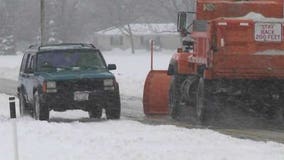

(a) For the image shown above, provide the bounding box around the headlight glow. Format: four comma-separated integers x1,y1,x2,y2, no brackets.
104,79,113,86
46,81,56,88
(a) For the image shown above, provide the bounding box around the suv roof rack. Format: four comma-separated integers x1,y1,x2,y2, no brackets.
28,44,40,49
38,43,96,51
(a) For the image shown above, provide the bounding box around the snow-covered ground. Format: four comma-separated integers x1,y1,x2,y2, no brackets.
0,49,283,160
0,54,22,80
103,48,172,98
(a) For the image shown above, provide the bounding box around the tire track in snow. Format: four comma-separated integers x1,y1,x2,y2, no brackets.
121,94,284,143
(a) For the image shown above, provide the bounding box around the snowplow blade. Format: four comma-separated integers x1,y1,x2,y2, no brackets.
143,70,171,115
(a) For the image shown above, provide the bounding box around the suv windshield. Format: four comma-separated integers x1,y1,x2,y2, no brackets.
36,50,106,72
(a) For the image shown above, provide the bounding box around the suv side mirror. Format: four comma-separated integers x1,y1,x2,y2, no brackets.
177,12,188,32
108,64,117,70
177,11,195,35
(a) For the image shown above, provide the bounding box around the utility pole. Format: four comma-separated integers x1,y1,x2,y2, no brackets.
40,0,46,45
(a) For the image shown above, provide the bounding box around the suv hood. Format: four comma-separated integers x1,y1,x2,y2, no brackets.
37,71,115,81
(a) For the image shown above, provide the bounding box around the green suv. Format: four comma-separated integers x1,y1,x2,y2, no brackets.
17,43,121,121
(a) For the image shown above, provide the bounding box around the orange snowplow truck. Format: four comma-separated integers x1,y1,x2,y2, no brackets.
143,0,284,123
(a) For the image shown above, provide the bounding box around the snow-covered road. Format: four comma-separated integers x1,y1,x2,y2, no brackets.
0,50,283,160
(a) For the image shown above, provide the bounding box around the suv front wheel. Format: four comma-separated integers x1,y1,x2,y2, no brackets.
106,107,120,119
106,98,121,119
33,91,49,121
88,107,102,119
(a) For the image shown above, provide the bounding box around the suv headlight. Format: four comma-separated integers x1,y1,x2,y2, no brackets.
47,81,56,88
104,79,115,91
104,79,113,86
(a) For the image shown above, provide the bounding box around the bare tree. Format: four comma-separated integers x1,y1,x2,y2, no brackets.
94,0,145,53
153,0,195,22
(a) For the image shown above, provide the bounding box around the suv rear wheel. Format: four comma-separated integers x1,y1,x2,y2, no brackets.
33,91,49,121
19,93,32,117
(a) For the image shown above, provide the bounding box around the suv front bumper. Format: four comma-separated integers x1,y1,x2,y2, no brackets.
40,89,120,111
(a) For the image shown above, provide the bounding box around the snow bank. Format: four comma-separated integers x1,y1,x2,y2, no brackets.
238,12,284,22
0,112,283,159
242,12,266,20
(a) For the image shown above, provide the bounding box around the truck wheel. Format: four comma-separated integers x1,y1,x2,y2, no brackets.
88,107,102,119
281,108,284,122
169,78,180,119
277,94,284,122
169,75,186,119
169,89,178,119
19,93,32,117
33,91,49,121
274,105,284,122
279,108,284,122
196,78,205,123
106,99,121,120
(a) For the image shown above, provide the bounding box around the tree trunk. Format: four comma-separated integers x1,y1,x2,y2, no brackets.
127,24,135,54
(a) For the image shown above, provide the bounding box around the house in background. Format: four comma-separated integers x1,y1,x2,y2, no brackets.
93,23,180,51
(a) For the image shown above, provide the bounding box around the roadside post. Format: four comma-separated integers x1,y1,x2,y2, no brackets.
9,97,16,118
9,97,19,160
150,39,155,71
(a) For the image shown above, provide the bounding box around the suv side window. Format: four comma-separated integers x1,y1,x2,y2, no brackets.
20,53,29,73
28,56,34,70
23,54,32,73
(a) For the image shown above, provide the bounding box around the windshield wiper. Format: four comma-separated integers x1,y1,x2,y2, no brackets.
80,65,105,70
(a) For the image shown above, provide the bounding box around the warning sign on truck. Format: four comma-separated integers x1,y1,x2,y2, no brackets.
255,23,282,42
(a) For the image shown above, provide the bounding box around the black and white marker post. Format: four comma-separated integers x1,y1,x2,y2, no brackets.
9,97,16,118
9,97,19,160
